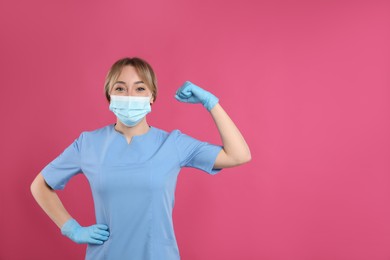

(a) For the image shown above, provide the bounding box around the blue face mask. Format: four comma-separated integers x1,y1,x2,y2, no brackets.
109,95,152,127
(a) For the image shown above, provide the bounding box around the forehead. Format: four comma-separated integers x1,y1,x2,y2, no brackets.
111,65,148,91
111,65,141,84
117,65,141,81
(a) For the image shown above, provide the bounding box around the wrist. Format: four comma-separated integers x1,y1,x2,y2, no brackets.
61,218,80,237
204,94,219,111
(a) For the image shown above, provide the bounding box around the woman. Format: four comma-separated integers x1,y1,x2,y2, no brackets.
31,57,251,259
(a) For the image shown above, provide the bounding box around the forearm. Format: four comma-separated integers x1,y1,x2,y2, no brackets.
210,103,251,165
30,173,72,229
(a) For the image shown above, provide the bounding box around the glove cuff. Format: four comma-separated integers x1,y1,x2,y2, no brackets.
61,218,80,237
204,95,219,111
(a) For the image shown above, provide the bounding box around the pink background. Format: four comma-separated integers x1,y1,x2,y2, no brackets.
1,0,389,259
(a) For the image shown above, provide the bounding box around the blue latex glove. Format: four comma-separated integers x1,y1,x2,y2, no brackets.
175,81,219,111
61,218,109,245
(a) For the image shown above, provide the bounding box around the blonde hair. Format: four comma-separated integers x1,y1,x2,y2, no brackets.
104,57,158,103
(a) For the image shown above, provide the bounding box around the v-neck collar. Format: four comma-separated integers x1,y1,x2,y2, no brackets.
111,124,154,145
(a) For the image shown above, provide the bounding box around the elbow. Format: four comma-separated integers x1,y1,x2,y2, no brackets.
241,147,252,164
234,152,252,166
217,148,252,168
30,173,51,198
241,154,252,164
30,176,39,197
245,153,252,163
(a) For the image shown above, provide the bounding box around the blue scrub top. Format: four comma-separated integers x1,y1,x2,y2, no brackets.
41,124,223,260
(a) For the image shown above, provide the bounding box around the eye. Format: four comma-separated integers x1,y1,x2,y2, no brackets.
136,87,146,92
113,83,127,92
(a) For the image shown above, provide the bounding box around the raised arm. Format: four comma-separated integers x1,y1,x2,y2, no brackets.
209,103,251,168
175,81,251,169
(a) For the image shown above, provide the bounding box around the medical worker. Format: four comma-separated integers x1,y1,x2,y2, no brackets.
31,57,251,260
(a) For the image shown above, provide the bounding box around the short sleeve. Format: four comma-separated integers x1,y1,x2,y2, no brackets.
174,130,223,175
41,133,84,190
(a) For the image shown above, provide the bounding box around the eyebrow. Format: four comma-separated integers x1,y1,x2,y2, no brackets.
114,80,145,85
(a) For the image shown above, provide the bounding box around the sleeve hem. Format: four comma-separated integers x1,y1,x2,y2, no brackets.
41,167,64,190
206,146,223,175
